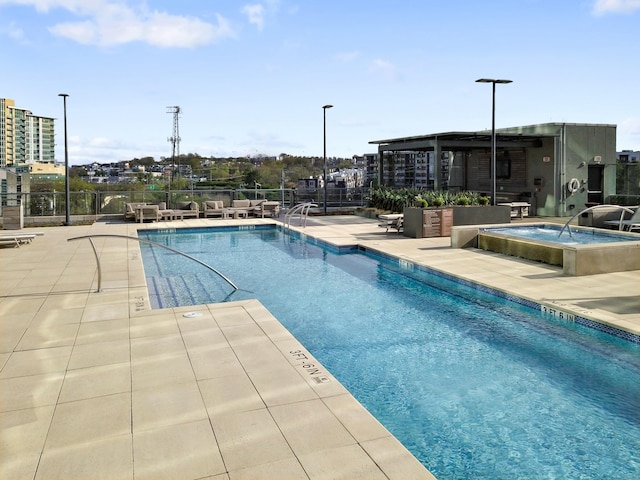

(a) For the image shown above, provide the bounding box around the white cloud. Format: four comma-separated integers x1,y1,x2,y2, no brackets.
242,4,266,31
592,0,640,15
0,0,236,47
0,21,26,41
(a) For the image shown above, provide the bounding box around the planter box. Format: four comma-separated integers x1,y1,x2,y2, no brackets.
403,205,511,238
403,207,453,238
452,205,511,226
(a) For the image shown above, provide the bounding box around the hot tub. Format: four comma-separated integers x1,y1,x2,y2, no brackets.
451,223,640,276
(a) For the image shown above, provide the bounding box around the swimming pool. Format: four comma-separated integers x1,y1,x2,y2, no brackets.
139,226,640,479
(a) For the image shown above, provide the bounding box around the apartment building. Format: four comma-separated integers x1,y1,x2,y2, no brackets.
1,97,55,168
617,150,640,163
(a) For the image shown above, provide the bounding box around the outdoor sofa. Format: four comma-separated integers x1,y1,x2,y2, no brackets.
202,200,226,218
124,202,147,221
230,199,280,218
124,202,173,222
173,201,199,219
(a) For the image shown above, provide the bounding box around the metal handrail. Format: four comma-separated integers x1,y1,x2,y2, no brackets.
68,234,238,293
284,202,317,229
558,204,636,238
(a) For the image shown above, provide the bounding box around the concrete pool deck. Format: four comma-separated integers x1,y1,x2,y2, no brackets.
1,215,638,480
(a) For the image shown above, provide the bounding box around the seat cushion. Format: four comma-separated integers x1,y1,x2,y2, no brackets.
232,199,251,208
176,201,197,211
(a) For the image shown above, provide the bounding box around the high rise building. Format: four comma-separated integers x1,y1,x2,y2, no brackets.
1,98,55,168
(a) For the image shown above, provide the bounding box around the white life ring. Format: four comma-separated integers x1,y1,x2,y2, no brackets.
567,178,580,193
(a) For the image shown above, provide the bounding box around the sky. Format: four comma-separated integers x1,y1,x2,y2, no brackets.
1,0,639,166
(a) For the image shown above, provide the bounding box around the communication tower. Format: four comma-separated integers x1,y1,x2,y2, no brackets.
167,106,181,177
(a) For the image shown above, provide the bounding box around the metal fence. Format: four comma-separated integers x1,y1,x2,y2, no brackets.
1,187,371,218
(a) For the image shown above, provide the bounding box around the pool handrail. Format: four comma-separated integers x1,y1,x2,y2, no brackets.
68,234,239,293
558,204,636,238
284,202,317,229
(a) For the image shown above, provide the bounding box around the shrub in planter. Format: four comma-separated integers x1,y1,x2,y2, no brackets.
478,196,490,205
414,196,428,208
456,196,470,206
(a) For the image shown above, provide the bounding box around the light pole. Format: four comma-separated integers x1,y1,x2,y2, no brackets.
58,93,71,225
475,78,512,205
322,104,333,215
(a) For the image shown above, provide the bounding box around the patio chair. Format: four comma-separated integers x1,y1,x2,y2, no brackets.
378,214,404,234
0,233,37,247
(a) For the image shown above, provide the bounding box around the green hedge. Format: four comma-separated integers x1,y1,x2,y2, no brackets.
368,187,489,212
608,195,640,206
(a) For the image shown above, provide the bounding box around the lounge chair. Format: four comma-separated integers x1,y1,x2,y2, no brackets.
603,207,640,231
0,233,37,247
378,214,403,234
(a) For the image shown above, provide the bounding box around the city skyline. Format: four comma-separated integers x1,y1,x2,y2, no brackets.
1,0,639,165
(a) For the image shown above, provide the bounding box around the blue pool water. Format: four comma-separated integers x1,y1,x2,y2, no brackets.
483,224,639,245
139,226,640,480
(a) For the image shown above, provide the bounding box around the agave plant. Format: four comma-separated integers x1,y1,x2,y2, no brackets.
368,187,490,211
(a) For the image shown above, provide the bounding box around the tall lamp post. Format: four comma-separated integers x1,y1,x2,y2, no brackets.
58,93,71,225
322,104,333,215
475,78,512,205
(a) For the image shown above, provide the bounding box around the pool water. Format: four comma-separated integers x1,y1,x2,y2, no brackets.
483,225,639,245
139,227,640,480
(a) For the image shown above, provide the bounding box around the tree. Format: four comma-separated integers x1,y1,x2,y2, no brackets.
69,165,88,177
243,168,261,187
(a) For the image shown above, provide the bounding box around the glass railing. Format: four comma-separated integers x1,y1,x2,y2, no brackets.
1,187,370,218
